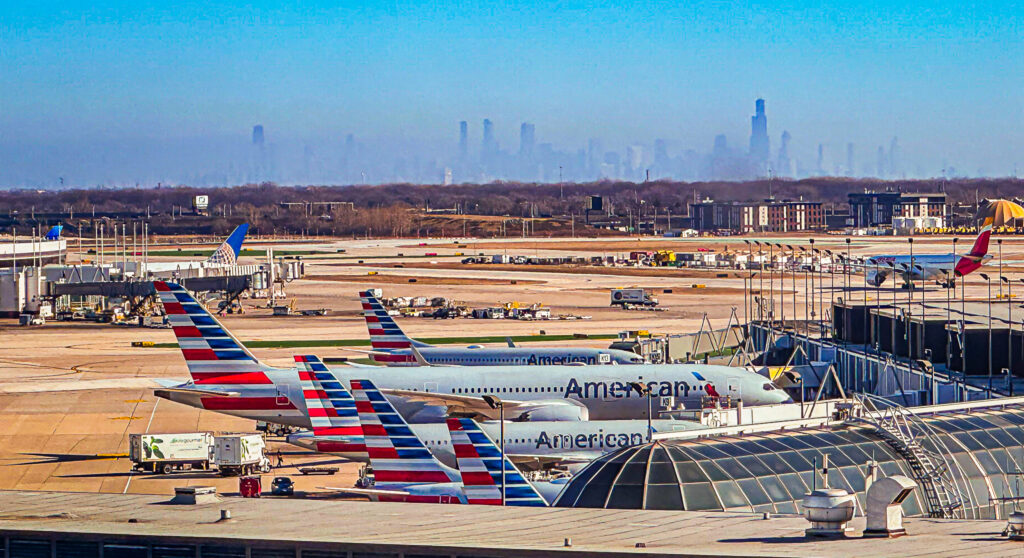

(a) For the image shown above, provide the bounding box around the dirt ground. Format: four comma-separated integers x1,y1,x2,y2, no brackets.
3,232,1023,498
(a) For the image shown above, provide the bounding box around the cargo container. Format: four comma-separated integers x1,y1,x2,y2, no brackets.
214,434,271,476
610,288,659,307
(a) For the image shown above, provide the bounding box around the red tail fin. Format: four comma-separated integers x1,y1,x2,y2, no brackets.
969,223,992,257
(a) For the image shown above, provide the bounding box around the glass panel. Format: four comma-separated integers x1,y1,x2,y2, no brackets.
837,444,871,466
821,449,854,468
607,483,645,509
758,452,795,475
696,460,731,482
774,501,798,514
775,435,813,450
649,446,672,462
616,462,650,485
759,475,791,502
675,461,708,483
753,437,792,452
989,428,1020,447
971,430,1004,450
714,457,753,479
737,478,771,505
736,455,773,476
688,443,731,460
648,460,678,484
1001,426,1024,445
644,483,684,510
714,481,750,509
780,473,808,499
953,451,985,478
974,450,1003,475
779,451,812,471
953,432,986,452
840,465,866,493
682,483,721,511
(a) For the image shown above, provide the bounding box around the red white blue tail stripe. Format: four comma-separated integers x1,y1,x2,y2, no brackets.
155,281,270,385
350,379,457,484
296,355,365,454
447,418,548,507
359,291,429,363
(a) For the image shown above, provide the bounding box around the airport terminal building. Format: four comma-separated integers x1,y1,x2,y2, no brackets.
555,398,1024,520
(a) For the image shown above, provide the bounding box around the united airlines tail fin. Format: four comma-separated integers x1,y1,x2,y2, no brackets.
206,223,249,265
296,355,365,453
155,281,272,385
446,418,548,506
350,379,457,483
359,290,432,350
44,224,63,240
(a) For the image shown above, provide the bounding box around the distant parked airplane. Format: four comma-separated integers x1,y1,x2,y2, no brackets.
144,223,249,274
358,290,644,365
864,223,992,287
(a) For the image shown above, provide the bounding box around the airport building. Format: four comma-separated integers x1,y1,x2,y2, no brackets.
555,397,1024,520
689,199,825,233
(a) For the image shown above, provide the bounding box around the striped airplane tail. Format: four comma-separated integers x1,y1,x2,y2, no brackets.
359,290,431,353
296,355,365,453
154,281,274,386
446,418,548,507
350,378,457,484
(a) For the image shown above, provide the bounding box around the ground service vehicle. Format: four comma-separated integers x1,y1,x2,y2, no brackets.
215,434,272,476
129,432,214,474
610,288,659,307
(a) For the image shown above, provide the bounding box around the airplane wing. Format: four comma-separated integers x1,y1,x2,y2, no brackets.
509,453,593,471
506,337,517,348
153,386,240,397
381,389,525,420
317,486,409,498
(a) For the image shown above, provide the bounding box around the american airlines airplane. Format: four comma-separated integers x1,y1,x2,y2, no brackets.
321,377,561,505
152,281,791,426
357,290,644,365
864,223,992,287
286,355,700,469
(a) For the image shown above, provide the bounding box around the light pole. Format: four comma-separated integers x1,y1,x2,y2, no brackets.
980,273,993,395
1003,275,1013,395
999,239,1004,299
788,244,798,332
482,394,505,505
629,381,654,442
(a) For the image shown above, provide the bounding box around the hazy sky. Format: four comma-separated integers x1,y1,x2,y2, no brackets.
2,1,1023,183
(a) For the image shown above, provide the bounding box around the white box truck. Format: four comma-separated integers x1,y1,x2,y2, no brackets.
215,433,271,476
610,288,659,307
129,432,214,474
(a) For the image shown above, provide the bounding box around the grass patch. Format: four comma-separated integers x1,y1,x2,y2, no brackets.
149,333,619,349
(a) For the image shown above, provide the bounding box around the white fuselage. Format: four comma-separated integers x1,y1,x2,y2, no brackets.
388,346,644,366
287,418,700,467
155,363,792,426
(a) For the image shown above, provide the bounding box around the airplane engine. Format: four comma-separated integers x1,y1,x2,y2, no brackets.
865,269,887,286
516,399,590,422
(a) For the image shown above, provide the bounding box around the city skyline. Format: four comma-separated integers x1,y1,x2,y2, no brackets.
2,1,1022,187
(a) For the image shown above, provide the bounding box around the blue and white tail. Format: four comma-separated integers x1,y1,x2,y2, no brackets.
446,418,548,507
296,355,365,454
359,290,431,351
206,223,249,266
350,379,457,484
155,281,272,386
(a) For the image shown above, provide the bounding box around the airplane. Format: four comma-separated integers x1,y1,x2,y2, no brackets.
321,378,558,505
358,290,644,365
287,354,702,470
152,281,792,426
864,223,992,287
143,223,250,275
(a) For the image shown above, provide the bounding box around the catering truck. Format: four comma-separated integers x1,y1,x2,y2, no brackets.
129,432,214,474
214,433,272,476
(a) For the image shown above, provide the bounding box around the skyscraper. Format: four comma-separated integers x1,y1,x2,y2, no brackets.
519,123,535,158
749,99,770,169
458,121,468,159
482,119,495,155
776,131,793,177
252,125,265,147
846,143,855,176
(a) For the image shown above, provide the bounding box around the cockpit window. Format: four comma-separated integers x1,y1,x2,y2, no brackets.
762,383,777,391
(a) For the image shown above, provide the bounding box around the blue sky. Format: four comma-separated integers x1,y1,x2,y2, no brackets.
1,1,1022,182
